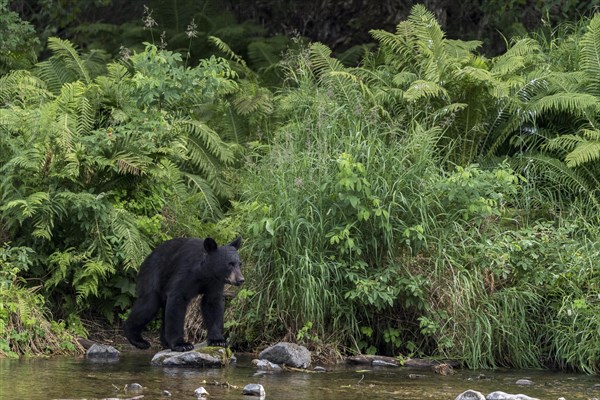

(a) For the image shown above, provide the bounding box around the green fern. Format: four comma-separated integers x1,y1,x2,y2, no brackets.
35,38,106,95
529,92,599,116
547,130,600,167
580,14,600,97
309,42,346,77
404,79,448,102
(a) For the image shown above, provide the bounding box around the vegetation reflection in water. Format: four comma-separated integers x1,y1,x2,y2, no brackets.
0,354,599,400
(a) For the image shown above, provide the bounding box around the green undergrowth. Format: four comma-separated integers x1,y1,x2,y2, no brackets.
225,7,600,373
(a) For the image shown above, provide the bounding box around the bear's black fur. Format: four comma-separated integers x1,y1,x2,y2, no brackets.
123,236,243,352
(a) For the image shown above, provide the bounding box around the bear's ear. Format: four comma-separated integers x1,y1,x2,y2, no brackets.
204,237,218,252
228,236,242,249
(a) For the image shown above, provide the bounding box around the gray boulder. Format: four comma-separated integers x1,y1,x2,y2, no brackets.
85,343,120,359
455,390,486,400
259,342,311,368
242,383,265,397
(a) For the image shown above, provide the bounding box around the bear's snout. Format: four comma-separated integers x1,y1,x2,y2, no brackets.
226,270,245,286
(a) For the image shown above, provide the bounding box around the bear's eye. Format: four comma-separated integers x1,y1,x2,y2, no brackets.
228,261,237,268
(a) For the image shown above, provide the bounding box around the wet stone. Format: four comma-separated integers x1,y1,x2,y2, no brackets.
515,379,534,386
85,343,120,359
259,342,311,368
242,383,265,397
252,358,283,371
487,391,540,400
372,359,399,367
124,383,143,393
151,344,233,367
455,389,486,400
194,387,209,397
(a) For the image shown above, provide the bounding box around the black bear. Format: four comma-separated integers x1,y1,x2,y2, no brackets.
123,236,244,352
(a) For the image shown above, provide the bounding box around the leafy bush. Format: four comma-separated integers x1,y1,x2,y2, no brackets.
0,244,81,357
0,39,242,321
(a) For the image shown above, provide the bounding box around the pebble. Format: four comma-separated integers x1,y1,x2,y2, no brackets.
124,383,143,392
515,379,534,385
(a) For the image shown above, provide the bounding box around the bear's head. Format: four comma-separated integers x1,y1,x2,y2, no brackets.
204,236,244,286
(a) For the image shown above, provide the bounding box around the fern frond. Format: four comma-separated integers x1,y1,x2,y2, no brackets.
231,81,273,116
0,70,50,106
0,145,45,173
329,70,373,99
545,134,583,153
113,152,150,176
549,129,600,167
565,140,600,167
491,55,526,77
370,27,415,65
246,36,290,72
408,4,446,63
35,38,92,95
208,36,250,72
546,71,586,93
392,71,418,87
507,37,543,58
46,248,80,288
111,208,150,270
453,66,494,84
3,192,50,219
580,14,600,96
35,57,76,95
73,260,115,302
46,37,91,84
309,42,345,77
513,154,595,200
431,103,468,120
446,39,482,56
529,92,599,116
404,79,448,102
183,172,222,219
177,119,234,167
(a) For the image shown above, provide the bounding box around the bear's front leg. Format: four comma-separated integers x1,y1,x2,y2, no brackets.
164,295,194,352
202,291,227,347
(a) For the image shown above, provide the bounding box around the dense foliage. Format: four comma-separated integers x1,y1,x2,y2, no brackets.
1,3,599,373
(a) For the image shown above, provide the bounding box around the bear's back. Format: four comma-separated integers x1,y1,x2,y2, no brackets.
136,238,207,296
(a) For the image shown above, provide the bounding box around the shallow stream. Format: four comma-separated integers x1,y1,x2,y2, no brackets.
1,352,599,399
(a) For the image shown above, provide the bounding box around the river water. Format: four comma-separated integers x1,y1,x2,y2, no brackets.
0,352,599,400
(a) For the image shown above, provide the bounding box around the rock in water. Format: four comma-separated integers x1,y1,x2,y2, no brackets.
454,389,486,400
194,387,209,397
515,379,534,386
258,342,311,368
85,343,120,359
487,392,539,400
151,344,233,367
252,359,283,371
242,383,265,397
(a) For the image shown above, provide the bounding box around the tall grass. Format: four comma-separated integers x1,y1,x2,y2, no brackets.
230,46,442,350
229,34,600,373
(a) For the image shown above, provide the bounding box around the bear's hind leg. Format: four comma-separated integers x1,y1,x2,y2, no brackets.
123,294,160,349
